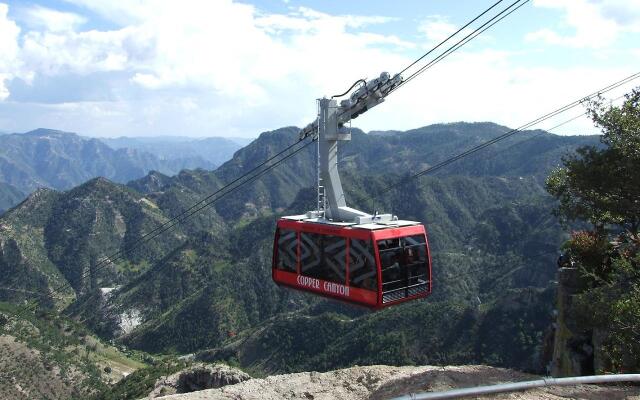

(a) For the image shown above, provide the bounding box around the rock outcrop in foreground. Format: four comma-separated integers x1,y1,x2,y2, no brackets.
149,364,251,398
147,364,640,400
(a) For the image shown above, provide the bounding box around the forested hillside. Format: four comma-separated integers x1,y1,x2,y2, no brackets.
0,182,23,214
0,122,600,391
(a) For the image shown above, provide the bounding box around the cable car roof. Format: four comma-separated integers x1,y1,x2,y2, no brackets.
280,214,421,230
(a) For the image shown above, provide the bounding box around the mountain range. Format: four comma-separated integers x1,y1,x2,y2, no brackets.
99,136,247,173
0,129,246,213
0,122,600,397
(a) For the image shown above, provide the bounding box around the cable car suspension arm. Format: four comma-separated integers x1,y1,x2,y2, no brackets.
298,72,403,141
296,72,402,223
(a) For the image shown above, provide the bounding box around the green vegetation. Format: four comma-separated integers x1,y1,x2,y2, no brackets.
1,122,604,397
0,182,24,215
547,91,640,233
0,301,145,399
547,87,640,372
200,289,553,375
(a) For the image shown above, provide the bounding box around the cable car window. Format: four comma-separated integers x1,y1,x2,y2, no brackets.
276,229,297,272
404,235,427,263
404,235,428,287
380,241,405,292
379,235,429,297
300,233,346,284
349,239,377,291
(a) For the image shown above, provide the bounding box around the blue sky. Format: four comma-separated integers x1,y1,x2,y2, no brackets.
0,0,638,137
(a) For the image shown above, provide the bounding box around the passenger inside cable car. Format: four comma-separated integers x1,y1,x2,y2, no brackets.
378,235,429,297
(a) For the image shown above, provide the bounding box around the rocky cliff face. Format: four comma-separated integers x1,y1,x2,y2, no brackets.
551,266,614,377
148,364,250,398
143,364,640,400
552,267,593,376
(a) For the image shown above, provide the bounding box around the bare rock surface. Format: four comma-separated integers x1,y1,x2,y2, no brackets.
148,363,251,398
152,364,640,400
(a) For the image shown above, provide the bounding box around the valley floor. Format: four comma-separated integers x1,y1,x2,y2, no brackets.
154,365,640,400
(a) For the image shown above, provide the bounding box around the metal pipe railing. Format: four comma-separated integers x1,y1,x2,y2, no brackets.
389,374,640,400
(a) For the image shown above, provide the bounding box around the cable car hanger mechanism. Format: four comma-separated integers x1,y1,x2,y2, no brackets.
297,72,403,224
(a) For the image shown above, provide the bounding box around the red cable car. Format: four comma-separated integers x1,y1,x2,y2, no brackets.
272,218,432,309
271,78,433,309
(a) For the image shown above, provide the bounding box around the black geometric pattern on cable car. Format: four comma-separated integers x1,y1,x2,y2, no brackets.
277,230,297,271
324,237,346,282
299,232,320,272
299,234,346,281
348,239,376,287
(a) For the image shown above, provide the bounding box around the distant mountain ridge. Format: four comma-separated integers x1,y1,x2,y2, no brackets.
98,136,246,172
0,128,167,193
0,129,251,213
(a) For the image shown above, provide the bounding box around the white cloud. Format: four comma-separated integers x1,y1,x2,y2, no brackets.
24,6,86,32
594,0,640,30
527,0,640,48
69,1,410,102
354,49,637,136
418,15,459,46
0,0,413,133
417,14,485,54
0,4,19,57
0,0,638,138
0,3,21,100
25,1,404,103
20,28,133,76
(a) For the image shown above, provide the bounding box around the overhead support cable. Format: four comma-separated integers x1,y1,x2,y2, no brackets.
329,0,528,124
374,71,640,200
5,0,627,321
462,93,631,168
62,71,638,310
6,135,315,319
391,0,530,95
71,137,317,323
397,0,507,76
